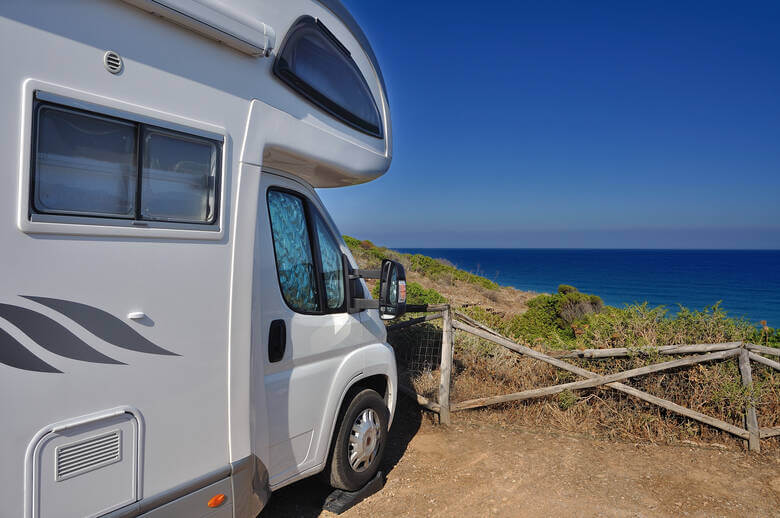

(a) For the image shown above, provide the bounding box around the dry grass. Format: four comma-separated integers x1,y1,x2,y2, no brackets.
406,271,533,316
399,327,780,452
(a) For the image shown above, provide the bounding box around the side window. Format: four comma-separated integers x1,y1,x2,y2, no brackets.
32,100,220,225
141,128,218,223
267,190,320,312
35,106,138,218
314,212,345,310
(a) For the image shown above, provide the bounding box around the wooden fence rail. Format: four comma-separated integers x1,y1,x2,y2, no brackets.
451,348,740,411
561,342,742,359
389,305,779,452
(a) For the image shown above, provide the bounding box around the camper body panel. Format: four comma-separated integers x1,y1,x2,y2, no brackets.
0,0,395,516
0,4,247,512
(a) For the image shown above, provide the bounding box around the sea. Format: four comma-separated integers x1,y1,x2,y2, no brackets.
395,249,780,327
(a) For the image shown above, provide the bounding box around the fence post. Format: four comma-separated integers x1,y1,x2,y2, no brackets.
438,305,453,425
738,347,761,452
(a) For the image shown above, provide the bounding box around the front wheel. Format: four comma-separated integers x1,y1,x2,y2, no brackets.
328,388,389,491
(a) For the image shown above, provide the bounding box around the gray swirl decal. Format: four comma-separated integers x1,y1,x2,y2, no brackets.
0,327,61,373
24,296,178,356
0,304,124,365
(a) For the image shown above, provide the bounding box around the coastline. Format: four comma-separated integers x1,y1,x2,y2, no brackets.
396,247,780,327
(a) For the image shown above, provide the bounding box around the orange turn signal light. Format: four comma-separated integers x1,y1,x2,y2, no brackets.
207,493,227,508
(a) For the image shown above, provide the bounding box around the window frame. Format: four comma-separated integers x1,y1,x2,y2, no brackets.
273,15,383,139
266,186,348,316
30,97,222,226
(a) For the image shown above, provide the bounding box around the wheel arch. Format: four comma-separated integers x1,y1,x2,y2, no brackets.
320,342,397,474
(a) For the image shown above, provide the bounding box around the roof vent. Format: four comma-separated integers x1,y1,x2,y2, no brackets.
104,51,123,74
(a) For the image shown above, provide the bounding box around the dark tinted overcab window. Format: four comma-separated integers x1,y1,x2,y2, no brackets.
274,16,383,138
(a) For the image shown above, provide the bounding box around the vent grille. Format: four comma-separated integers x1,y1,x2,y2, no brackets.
56,430,121,481
104,51,123,74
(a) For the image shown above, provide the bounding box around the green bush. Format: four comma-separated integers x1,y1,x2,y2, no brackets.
496,286,604,344
461,286,772,352
406,282,447,305
558,284,577,295
342,235,362,249
371,281,446,306
556,290,603,326
558,389,578,410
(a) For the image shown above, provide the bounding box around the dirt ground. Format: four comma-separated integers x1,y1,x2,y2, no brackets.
260,398,780,518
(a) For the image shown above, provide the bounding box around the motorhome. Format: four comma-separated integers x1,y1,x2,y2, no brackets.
0,1,406,516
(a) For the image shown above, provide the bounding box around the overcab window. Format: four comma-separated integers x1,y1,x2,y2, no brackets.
274,16,383,138
32,101,220,225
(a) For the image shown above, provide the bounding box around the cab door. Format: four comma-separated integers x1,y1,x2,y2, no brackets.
253,171,365,486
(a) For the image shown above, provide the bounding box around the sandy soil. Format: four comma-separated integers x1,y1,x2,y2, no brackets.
260,398,780,518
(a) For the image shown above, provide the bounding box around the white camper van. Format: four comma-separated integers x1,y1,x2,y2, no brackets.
0,1,406,517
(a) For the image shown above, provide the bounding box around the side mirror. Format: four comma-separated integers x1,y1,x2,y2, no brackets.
378,259,407,320
342,254,407,320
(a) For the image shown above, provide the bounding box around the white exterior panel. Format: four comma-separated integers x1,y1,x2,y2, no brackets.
0,1,395,516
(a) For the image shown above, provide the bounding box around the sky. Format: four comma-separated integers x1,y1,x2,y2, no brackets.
317,1,780,249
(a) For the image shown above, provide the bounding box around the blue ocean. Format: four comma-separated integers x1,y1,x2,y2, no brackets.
396,249,780,327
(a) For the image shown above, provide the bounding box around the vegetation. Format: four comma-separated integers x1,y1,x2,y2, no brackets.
345,236,499,290
346,237,779,449
345,235,779,351
372,281,447,306
457,287,778,351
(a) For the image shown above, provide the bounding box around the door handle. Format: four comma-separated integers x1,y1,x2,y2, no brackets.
268,319,286,363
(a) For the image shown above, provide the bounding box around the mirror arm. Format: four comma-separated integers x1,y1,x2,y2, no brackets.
352,298,379,311
343,253,380,313
350,269,381,279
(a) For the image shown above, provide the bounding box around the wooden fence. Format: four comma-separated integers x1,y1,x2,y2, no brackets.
388,304,780,452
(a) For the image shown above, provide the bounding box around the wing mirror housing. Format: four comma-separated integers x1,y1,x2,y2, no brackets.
378,259,407,320
343,255,407,320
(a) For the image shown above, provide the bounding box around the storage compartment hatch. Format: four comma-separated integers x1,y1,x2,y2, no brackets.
31,412,139,518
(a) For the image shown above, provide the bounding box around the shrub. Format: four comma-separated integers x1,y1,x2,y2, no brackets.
558,284,578,295
342,235,361,249
371,281,446,306
406,282,447,305
557,291,603,326
558,389,578,410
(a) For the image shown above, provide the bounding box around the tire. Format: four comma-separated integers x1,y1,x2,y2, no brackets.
328,388,389,491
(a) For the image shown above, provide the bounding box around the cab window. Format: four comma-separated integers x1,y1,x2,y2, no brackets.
267,188,346,314
314,211,345,310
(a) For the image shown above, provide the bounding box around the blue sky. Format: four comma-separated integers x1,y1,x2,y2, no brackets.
318,1,780,249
